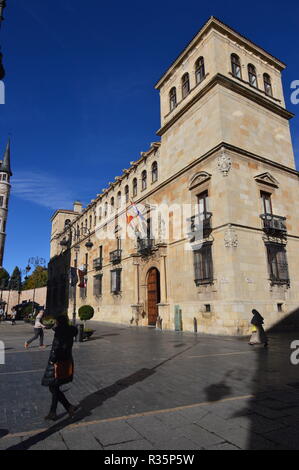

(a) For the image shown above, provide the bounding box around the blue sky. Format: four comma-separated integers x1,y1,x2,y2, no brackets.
0,0,298,275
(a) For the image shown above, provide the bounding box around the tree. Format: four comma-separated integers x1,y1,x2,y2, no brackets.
22,266,48,290
0,267,10,290
9,267,21,291
78,305,94,327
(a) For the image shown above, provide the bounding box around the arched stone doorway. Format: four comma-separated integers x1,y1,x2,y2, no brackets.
147,267,161,326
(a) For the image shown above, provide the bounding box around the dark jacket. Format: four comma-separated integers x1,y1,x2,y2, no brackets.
41,325,78,387
251,311,264,327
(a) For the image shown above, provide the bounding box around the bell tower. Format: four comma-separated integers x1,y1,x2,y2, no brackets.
0,139,12,266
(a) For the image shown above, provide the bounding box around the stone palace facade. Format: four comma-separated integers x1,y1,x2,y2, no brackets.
48,17,299,335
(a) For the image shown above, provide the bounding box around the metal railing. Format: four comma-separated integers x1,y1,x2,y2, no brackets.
109,249,122,264
137,238,155,256
187,212,212,239
93,257,103,270
260,213,287,234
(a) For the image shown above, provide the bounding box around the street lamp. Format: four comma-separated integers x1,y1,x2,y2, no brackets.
60,225,94,326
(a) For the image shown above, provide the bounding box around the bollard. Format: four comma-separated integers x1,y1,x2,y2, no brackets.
78,324,84,343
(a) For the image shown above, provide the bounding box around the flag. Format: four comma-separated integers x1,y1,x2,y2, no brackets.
126,211,134,225
69,267,78,287
78,269,86,288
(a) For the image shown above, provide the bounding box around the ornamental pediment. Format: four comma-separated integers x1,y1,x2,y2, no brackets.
254,172,279,188
189,171,211,190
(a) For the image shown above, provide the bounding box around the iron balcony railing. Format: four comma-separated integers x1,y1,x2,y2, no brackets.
137,238,155,256
109,249,122,264
260,213,287,234
93,257,103,270
187,212,212,240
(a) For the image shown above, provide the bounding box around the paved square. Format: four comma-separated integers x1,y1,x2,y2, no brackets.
0,321,299,450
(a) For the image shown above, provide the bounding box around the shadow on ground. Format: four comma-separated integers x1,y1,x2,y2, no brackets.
7,343,197,450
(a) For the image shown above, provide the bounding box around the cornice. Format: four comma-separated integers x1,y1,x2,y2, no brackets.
155,16,286,90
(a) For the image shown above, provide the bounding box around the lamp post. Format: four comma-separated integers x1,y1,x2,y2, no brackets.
0,0,7,80
17,266,31,305
26,257,46,314
60,225,93,326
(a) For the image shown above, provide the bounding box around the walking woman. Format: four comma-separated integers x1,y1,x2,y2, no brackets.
249,309,268,347
25,309,46,348
42,315,79,421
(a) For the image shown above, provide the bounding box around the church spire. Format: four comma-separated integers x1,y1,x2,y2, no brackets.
1,139,12,176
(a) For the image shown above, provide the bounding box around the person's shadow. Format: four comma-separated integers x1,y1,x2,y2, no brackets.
7,344,196,450
204,371,233,402
0,429,9,439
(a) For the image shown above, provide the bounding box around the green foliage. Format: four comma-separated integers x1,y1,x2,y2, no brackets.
21,303,35,316
9,266,22,290
22,266,48,290
78,305,94,322
0,268,9,289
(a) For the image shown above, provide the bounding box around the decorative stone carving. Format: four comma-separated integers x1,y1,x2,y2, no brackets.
224,225,238,248
189,171,211,190
262,234,287,245
254,172,279,188
218,149,232,176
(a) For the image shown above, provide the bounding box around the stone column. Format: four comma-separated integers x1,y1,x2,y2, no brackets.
157,245,170,329
131,255,142,325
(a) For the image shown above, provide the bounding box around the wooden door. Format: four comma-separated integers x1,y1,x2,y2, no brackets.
147,268,160,326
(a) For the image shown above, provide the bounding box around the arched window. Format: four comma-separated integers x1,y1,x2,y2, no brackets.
169,87,177,111
195,57,205,84
98,207,102,220
152,161,158,183
89,215,92,228
117,191,121,208
133,178,137,197
104,202,108,217
181,73,190,99
141,170,147,190
231,54,241,79
110,197,114,213
248,64,257,88
125,185,129,203
64,219,71,227
263,73,273,97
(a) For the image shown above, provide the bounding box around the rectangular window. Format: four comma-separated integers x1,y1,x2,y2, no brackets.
261,191,272,215
111,269,121,294
79,287,86,299
99,245,103,260
93,274,103,296
197,190,208,219
0,196,3,207
266,243,290,285
193,243,213,285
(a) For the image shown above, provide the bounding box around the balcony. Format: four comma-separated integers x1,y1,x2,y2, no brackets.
187,212,212,241
93,257,103,270
109,249,122,264
137,238,155,256
260,214,287,235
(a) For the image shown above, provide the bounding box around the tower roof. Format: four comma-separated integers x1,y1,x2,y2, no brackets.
0,139,12,176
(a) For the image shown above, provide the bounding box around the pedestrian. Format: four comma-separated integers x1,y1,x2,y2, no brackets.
24,309,46,348
249,309,268,347
11,307,17,325
0,306,3,322
42,315,79,421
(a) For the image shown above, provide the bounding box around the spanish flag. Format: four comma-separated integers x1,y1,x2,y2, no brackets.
126,211,134,225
